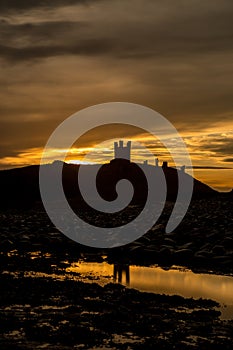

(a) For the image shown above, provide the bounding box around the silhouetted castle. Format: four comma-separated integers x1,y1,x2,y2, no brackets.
114,140,131,161
114,140,186,172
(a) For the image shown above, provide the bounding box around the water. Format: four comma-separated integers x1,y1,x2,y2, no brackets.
67,261,233,320
4,250,233,320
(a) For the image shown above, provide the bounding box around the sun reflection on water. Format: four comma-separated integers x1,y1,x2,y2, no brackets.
66,261,233,319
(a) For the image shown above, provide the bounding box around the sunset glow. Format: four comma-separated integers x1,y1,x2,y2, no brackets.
0,1,233,192
1,126,232,191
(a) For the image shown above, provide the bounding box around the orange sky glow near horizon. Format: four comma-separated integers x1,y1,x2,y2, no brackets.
0,124,232,192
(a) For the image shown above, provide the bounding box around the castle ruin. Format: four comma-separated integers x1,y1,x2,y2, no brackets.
114,140,131,161
112,140,186,171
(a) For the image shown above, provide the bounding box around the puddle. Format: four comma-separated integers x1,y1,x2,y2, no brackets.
67,261,233,320
3,250,233,320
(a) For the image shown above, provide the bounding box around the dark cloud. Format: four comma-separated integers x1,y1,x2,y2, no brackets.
0,119,59,158
0,120,144,160
186,134,233,161
0,20,87,39
0,0,233,63
0,40,112,62
204,140,233,155
0,0,95,14
223,158,233,163
0,19,112,61
190,166,232,169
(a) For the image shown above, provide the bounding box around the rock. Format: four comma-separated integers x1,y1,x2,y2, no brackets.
174,249,194,262
212,245,225,256
179,242,194,250
212,256,230,265
196,250,213,258
193,253,208,266
163,238,175,246
158,247,173,263
223,237,233,249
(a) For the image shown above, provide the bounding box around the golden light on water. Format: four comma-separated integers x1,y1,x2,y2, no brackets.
66,261,233,304
66,261,233,319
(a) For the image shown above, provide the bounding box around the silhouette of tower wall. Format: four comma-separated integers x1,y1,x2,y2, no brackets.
114,140,131,161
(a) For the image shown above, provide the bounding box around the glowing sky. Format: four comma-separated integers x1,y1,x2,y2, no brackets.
0,1,233,191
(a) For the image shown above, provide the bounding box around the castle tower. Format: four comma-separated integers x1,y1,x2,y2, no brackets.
114,140,131,161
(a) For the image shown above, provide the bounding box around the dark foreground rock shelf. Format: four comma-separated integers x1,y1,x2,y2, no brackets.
0,275,232,350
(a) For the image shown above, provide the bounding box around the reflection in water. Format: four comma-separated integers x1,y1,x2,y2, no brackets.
113,264,130,285
66,261,233,319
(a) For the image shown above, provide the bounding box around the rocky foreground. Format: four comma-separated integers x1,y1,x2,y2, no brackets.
0,197,233,349
0,274,232,350
1,197,232,273
117,196,233,273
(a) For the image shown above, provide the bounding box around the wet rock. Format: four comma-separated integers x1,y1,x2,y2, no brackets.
196,250,213,258
1,196,233,275
163,238,176,246
212,245,225,256
223,237,233,249
212,256,231,265
179,242,194,250
1,274,232,350
158,247,173,264
174,249,194,263
193,253,208,266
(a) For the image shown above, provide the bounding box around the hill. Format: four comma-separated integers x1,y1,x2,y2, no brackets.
0,160,218,209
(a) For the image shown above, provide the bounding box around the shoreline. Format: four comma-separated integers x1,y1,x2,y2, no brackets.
1,197,233,348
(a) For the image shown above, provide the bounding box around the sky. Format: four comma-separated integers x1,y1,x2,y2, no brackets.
0,0,233,191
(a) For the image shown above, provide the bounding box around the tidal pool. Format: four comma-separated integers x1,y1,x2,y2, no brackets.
66,261,233,320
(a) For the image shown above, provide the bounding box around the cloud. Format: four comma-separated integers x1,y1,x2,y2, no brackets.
0,2,232,125
0,0,96,14
184,132,233,165
201,137,233,155
189,166,232,169
0,40,112,62
1,0,233,63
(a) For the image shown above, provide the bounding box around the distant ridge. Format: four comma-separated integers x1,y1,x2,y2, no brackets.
0,160,219,208
187,166,232,170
